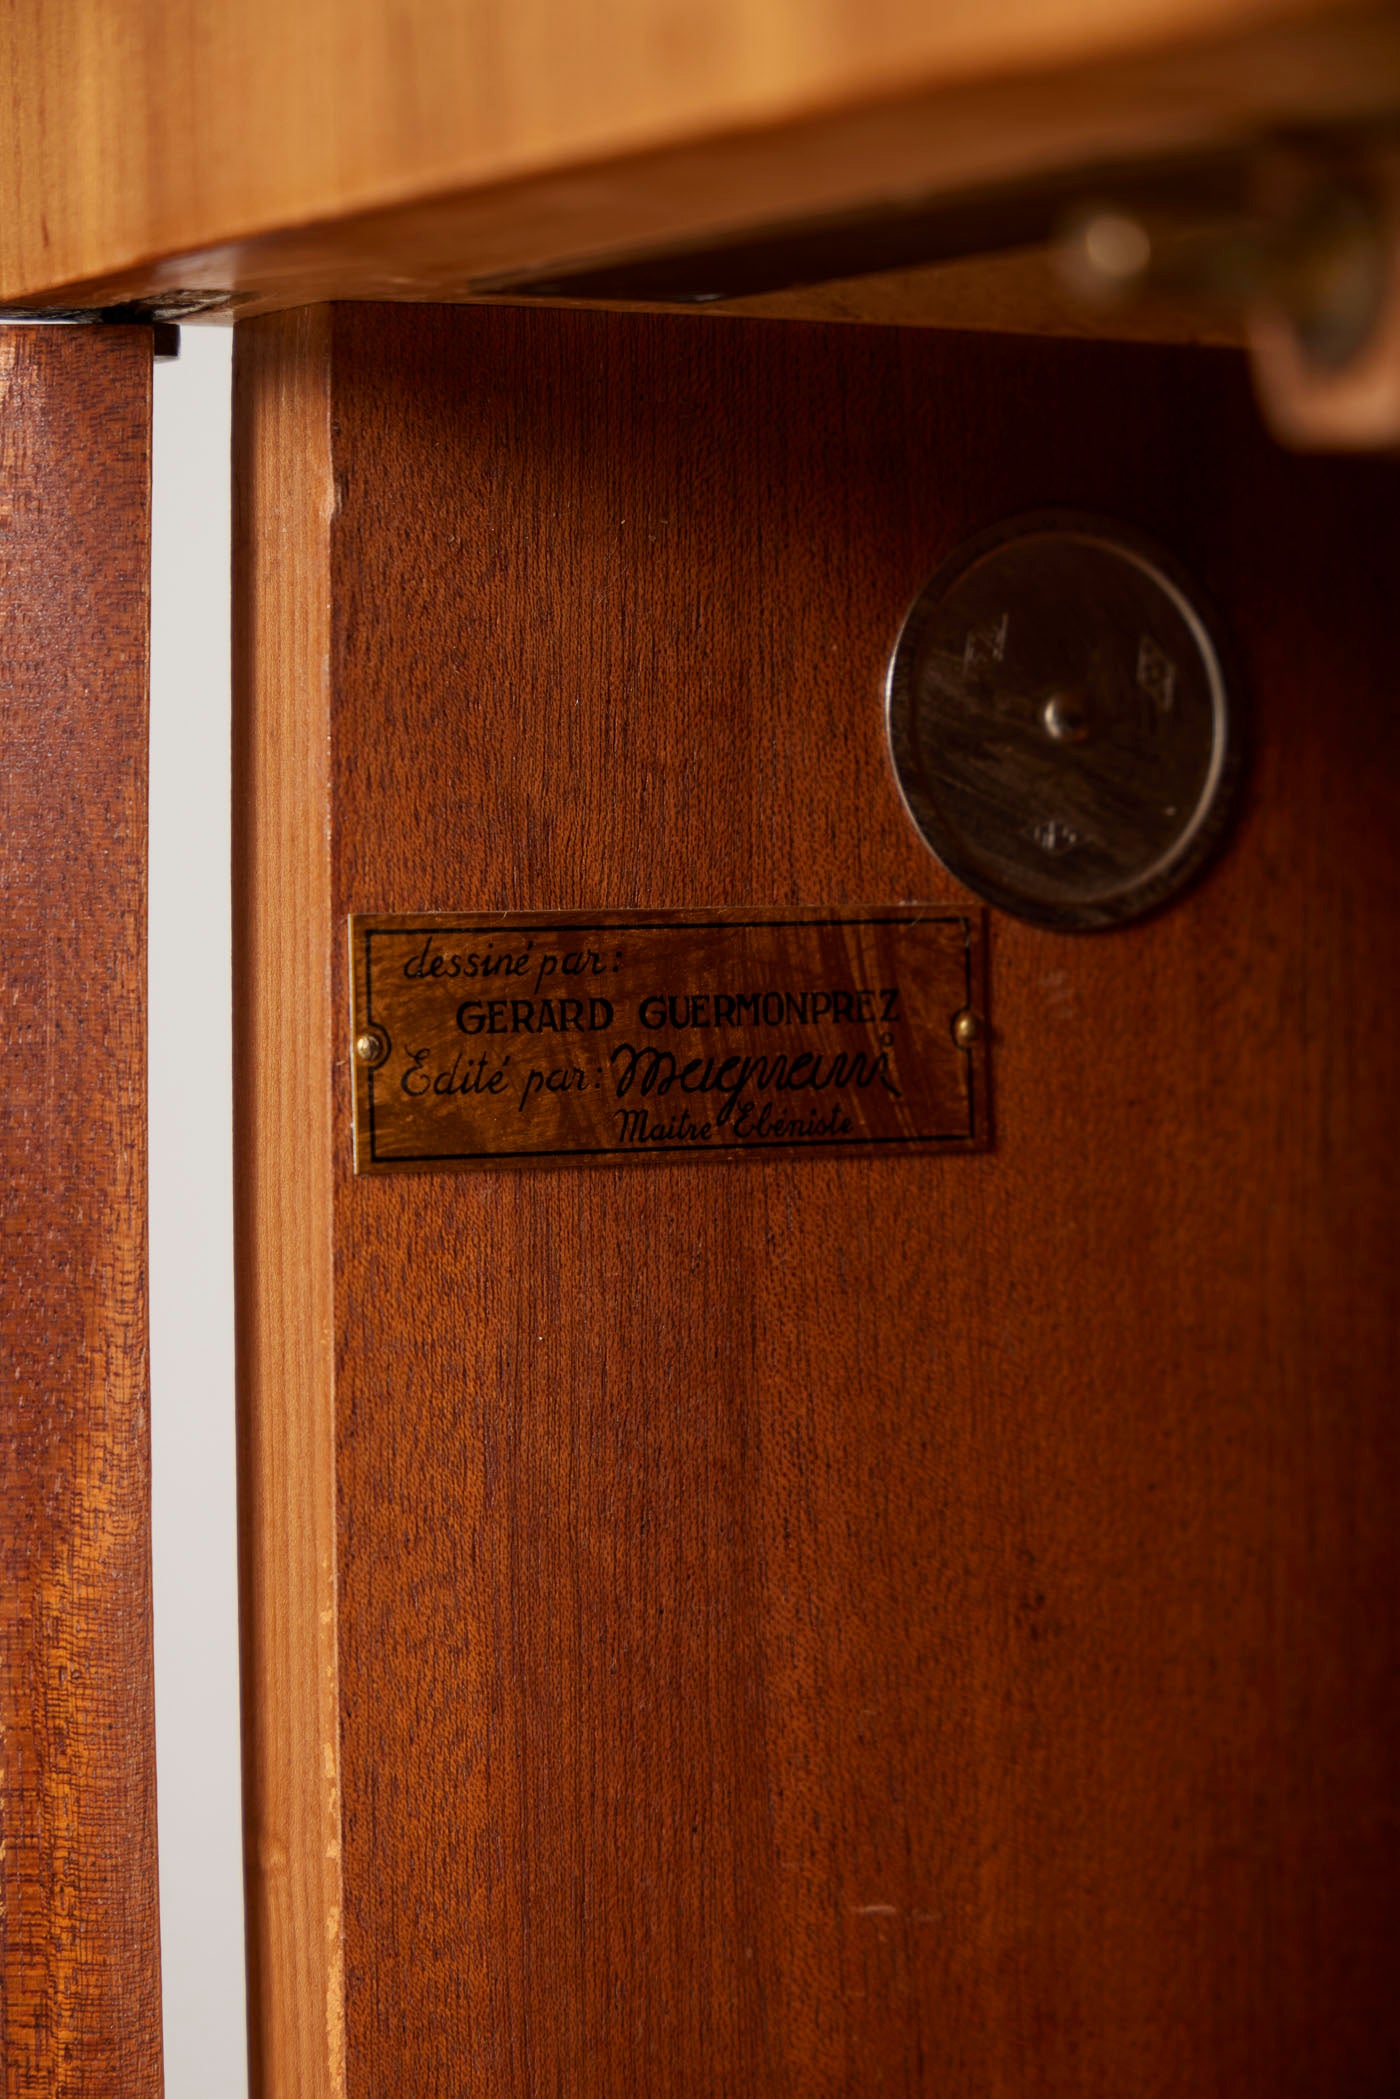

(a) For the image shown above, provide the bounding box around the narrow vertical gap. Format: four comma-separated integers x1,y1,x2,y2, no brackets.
149,324,249,2099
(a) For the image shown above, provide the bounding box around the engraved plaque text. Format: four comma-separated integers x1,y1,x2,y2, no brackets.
349,910,987,1172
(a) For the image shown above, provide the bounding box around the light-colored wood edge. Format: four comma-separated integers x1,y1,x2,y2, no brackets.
509,248,1249,345
11,3,1399,328
0,0,1379,307
232,307,346,2099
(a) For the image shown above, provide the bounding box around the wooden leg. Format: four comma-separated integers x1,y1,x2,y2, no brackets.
0,326,162,2097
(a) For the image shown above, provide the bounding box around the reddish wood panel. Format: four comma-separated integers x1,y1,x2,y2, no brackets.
237,304,1398,2097
0,328,161,2096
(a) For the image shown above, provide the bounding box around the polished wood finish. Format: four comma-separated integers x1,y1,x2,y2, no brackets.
0,326,161,2097
232,308,346,2099
2,0,1397,331
236,303,1398,2097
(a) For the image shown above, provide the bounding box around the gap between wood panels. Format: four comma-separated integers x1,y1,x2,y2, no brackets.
149,324,249,2099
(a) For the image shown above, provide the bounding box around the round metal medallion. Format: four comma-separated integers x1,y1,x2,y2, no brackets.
886,515,1243,930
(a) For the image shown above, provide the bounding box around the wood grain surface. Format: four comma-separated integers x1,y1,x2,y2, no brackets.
236,303,1399,2097
232,309,346,2099
0,327,161,2096
5,1,1399,330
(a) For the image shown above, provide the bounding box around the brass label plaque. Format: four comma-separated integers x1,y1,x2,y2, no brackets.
349,910,988,1173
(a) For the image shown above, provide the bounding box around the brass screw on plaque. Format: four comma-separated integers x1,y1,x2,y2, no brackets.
355,1028,388,1066
952,1010,981,1049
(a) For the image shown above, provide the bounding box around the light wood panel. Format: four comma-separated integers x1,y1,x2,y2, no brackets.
2,0,1397,328
232,309,347,2099
0,326,161,2097
236,302,1398,2096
